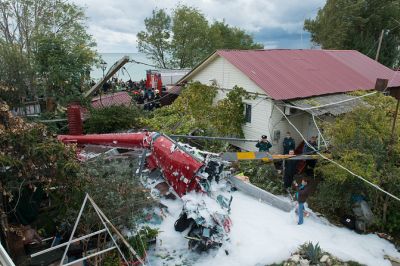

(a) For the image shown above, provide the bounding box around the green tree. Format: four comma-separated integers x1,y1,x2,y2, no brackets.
0,42,34,105
304,0,400,67
34,33,96,101
142,82,250,150
207,21,263,51
171,6,210,68
137,9,171,68
137,6,263,69
0,0,97,104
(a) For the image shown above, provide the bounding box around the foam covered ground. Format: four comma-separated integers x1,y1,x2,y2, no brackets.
148,191,400,266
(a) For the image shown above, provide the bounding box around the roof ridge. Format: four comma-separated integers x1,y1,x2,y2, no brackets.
217,49,358,52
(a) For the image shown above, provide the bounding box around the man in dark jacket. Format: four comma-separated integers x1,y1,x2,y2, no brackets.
283,150,297,189
256,135,272,152
295,178,311,225
283,132,295,154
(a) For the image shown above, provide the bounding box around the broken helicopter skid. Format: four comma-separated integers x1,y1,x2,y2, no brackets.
58,132,236,252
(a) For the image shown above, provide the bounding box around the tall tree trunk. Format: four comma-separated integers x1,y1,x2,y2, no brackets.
382,194,389,226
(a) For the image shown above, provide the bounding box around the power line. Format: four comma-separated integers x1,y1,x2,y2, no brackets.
129,59,187,71
283,91,377,112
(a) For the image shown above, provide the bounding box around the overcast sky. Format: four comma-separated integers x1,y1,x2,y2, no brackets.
72,0,326,53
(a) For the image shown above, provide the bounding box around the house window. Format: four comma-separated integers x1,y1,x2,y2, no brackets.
245,104,252,123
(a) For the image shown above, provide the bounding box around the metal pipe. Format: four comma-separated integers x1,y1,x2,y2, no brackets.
88,196,129,264
60,194,88,265
169,135,259,142
31,229,107,258
88,195,145,265
62,246,116,266
0,243,15,266
38,119,68,123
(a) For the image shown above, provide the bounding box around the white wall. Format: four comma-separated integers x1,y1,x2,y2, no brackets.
187,55,317,153
267,105,318,153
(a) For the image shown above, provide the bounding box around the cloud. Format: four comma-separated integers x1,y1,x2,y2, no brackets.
72,0,326,52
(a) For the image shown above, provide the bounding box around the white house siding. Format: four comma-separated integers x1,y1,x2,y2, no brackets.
268,104,318,153
187,55,318,153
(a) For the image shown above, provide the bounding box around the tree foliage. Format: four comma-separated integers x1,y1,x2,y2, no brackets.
137,9,171,68
304,0,400,67
0,0,97,104
35,33,96,101
137,6,263,68
0,105,82,226
142,82,250,144
310,93,400,233
0,42,34,105
171,6,210,69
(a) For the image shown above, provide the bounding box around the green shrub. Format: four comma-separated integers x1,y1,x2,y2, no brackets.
84,105,142,133
310,93,400,236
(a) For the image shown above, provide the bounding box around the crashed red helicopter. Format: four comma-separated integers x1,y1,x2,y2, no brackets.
58,131,233,252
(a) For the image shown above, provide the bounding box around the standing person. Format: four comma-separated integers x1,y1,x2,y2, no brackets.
283,132,295,154
294,178,311,225
283,150,297,190
303,136,318,176
256,135,272,152
154,90,161,109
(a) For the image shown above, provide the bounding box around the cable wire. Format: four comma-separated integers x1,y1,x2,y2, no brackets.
275,105,400,202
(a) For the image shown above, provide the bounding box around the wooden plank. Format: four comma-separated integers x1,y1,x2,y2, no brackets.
84,56,130,98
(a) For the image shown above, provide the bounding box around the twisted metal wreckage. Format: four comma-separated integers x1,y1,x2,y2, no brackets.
58,131,293,253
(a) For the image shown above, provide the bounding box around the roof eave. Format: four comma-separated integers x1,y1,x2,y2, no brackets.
175,51,220,85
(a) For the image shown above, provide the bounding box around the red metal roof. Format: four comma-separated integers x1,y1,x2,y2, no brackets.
217,49,400,100
91,91,132,109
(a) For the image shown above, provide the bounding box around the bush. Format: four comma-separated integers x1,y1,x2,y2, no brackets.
310,93,400,235
236,161,284,195
84,105,142,133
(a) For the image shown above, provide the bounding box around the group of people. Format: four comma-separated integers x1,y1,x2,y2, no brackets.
92,77,164,111
255,132,318,225
133,88,162,111
96,77,148,93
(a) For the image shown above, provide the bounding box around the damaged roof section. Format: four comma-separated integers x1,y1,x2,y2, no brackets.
287,93,368,116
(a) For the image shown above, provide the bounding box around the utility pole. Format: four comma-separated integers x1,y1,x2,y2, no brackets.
375,30,384,61
375,79,400,151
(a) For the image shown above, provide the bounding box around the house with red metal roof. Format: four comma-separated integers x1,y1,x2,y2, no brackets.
178,49,400,152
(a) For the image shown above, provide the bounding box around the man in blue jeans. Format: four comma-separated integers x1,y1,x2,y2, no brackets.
294,178,311,225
